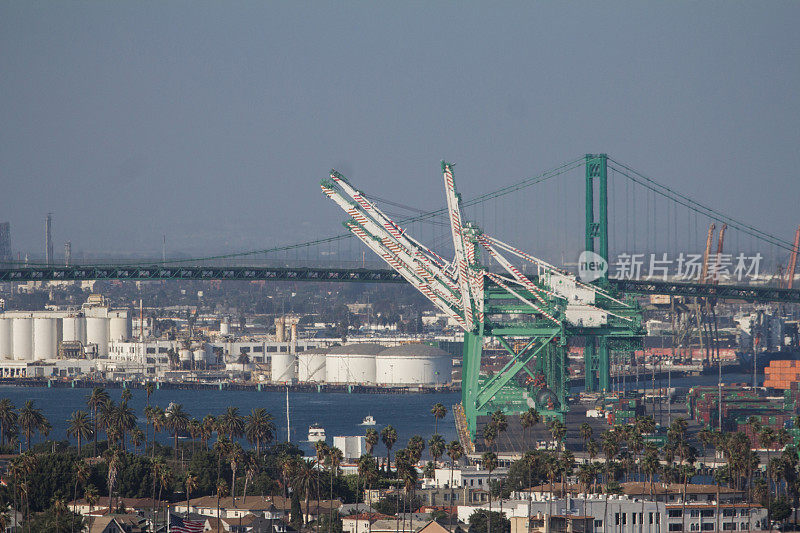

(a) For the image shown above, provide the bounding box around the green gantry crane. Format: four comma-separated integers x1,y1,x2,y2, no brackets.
321,154,643,442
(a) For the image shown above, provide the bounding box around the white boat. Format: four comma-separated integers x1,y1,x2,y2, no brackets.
360,414,376,426
308,423,326,442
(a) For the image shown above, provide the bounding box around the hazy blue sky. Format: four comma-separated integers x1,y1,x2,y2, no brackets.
1,2,798,260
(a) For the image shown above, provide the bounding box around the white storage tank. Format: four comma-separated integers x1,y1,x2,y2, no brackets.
86,317,109,356
375,344,453,385
0,318,12,359
193,347,209,366
33,318,58,360
220,317,230,335
109,312,131,342
12,317,33,361
271,351,297,382
179,348,193,363
298,347,328,382
62,315,86,344
325,343,382,384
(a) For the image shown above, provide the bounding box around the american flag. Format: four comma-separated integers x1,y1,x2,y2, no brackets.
171,516,205,533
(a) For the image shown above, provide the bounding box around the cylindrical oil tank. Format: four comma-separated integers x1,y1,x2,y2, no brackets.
193,347,208,365
325,343,382,384
298,347,328,382
62,315,86,344
271,351,297,382
375,344,453,385
86,317,109,356
33,318,58,360
109,313,130,342
179,348,193,363
0,318,12,359
12,317,33,361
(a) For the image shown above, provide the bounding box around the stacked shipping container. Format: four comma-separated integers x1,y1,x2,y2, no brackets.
764,360,800,389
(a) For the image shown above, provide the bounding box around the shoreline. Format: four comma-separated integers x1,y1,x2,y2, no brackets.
0,377,461,394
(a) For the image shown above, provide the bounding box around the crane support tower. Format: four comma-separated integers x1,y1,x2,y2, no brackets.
321,157,644,442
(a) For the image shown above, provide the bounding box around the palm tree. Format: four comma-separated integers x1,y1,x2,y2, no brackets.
293,458,316,525
428,434,445,467
228,442,244,505
601,430,620,528
242,454,258,505
201,414,216,450
216,479,229,527
447,441,464,532
18,400,47,450
104,448,121,512
66,410,93,454
244,407,275,454
482,423,498,451
143,405,154,454
145,382,155,405
548,419,567,451
365,428,379,455
166,403,190,461
121,388,133,404
218,406,245,441
151,456,166,515
491,410,509,450
380,425,397,474
151,406,166,458
185,473,197,518
0,398,17,447
131,427,144,454
327,446,343,529
314,440,328,533
72,460,89,532
114,400,137,452
579,423,593,450
431,403,447,434
520,408,540,449
97,399,116,446
407,435,425,463
356,454,378,532
86,387,109,455
482,451,498,533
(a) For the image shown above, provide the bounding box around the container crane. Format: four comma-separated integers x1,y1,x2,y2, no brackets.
321,161,644,441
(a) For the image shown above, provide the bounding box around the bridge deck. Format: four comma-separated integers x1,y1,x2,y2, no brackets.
1,265,798,302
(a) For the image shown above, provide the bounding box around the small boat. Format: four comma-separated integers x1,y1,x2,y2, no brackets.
360,415,376,426
308,423,326,443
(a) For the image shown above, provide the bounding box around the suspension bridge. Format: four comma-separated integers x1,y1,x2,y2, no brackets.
1,154,798,302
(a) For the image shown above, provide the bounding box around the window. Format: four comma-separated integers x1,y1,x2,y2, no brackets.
701,510,714,518
594,520,603,528
615,513,620,526
723,523,736,531
669,525,682,532
622,513,627,525
253,346,263,353
297,347,305,352
691,510,700,518
691,525,699,532
723,509,736,517
739,509,749,517
649,513,654,525
702,524,714,531
240,347,251,353
267,346,277,352
158,347,168,353
146,348,156,354
668,510,682,518
280,346,287,352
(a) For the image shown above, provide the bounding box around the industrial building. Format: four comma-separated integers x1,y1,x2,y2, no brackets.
0,305,131,361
